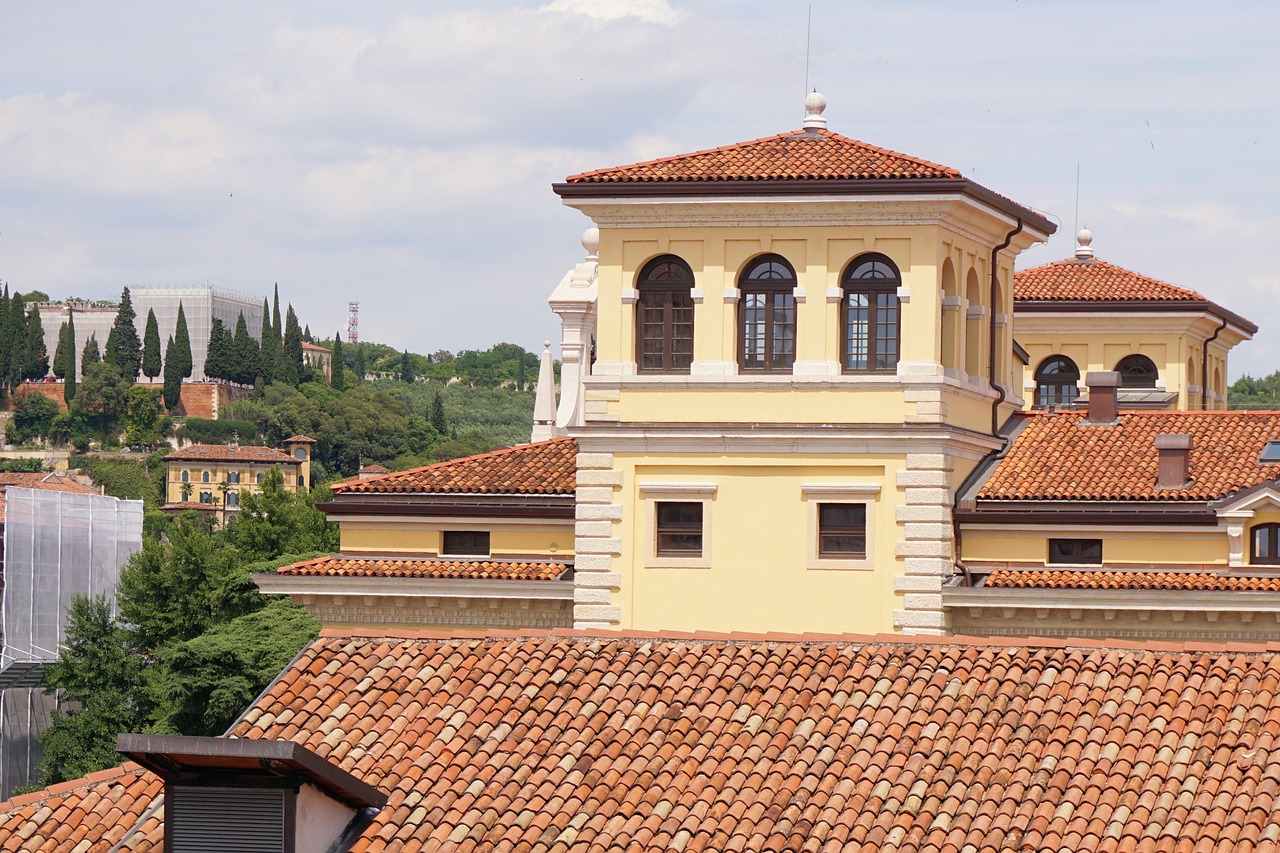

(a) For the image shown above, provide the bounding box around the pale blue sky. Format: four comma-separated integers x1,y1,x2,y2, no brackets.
2,1,1278,376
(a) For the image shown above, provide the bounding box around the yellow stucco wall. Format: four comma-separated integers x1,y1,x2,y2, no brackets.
340,522,573,559
961,527,1227,566
164,459,300,504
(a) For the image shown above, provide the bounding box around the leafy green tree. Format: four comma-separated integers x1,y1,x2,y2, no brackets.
80,333,102,373
5,392,60,445
228,467,337,561
353,344,366,382
63,311,77,405
204,317,231,381
38,595,149,784
142,308,162,382
124,386,166,447
162,335,182,412
173,301,193,379
105,287,142,381
231,311,259,385
279,305,303,386
330,331,345,390
72,361,130,441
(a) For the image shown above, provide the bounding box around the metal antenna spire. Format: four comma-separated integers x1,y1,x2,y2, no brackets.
804,3,812,97
1074,162,1081,241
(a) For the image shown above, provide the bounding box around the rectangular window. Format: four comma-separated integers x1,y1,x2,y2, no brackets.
655,502,703,557
442,531,491,557
741,289,796,372
226,491,239,508
1048,538,1102,565
817,503,867,559
638,290,694,373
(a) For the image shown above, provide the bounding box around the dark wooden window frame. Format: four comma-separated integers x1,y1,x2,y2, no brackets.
1116,354,1159,389
442,530,491,557
1034,355,1081,409
738,255,798,373
655,501,703,557
635,256,695,374
817,503,867,559
1047,538,1103,565
840,254,901,374
1251,523,1280,566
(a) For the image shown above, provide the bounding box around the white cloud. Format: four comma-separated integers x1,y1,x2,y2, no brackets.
540,0,683,26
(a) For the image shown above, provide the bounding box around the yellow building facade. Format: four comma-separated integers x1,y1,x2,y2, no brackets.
162,435,313,518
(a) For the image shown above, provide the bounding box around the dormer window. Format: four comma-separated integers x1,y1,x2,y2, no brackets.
1116,354,1159,389
739,255,797,372
1252,524,1280,565
1034,356,1081,408
841,253,901,373
636,255,694,373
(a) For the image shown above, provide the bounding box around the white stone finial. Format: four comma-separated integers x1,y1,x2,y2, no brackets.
1075,227,1094,260
803,90,827,130
581,227,600,259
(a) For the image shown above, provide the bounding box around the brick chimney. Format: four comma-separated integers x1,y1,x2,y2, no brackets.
1155,433,1193,490
1084,371,1120,424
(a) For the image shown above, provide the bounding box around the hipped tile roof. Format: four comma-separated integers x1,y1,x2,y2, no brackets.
1014,258,1205,302
332,438,576,496
564,129,963,183
276,555,569,581
0,474,97,525
163,443,297,464
8,630,1280,851
977,410,1280,501
985,568,1280,592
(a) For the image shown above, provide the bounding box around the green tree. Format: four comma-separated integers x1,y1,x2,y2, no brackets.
400,349,414,383
258,297,275,382
204,317,231,381
173,302,193,380
430,390,447,434
72,361,130,441
5,392,60,445
330,331,345,390
228,467,338,561
124,386,166,447
20,303,49,383
162,335,183,412
38,595,149,785
279,305,303,386
231,311,259,385
142,308,162,382
105,287,142,381
52,321,69,380
80,333,101,374
353,344,366,382
63,311,78,405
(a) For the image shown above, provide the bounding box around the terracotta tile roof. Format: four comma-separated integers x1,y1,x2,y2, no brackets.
977,410,1280,501
283,434,316,444
163,443,296,464
0,474,97,525
301,342,331,353
160,501,220,512
1014,257,1206,302
565,129,964,183
8,631,1280,851
0,764,162,851
276,555,569,581
332,438,577,496
985,568,1280,592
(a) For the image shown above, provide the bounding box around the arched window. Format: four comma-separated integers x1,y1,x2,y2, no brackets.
636,256,695,373
1116,354,1158,389
180,470,189,483
227,471,240,484
201,470,211,483
841,254,901,372
296,475,305,489
1034,356,1081,408
739,255,797,372
227,491,239,508
1251,523,1280,565
255,472,264,484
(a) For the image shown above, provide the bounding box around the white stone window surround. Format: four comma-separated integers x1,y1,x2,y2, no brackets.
801,483,880,570
638,482,717,569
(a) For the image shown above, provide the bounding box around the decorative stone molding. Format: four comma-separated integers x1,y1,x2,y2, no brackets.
723,287,741,303
573,450,623,628
892,452,956,635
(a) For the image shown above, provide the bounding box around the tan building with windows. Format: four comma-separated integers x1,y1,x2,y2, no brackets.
162,435,314,520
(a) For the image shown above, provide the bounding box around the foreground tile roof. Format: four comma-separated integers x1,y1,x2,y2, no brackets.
163,443,297,464
985,568,1280,592
276,555,569,581
9,630,1280,851
1013,257,1205,302
977,410,1280,501
332,438,577,496
0,764,161,851
0,473,97,525
564,129,963,183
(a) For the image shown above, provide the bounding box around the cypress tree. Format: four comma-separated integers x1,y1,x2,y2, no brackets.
1,293,29,394
400,350,414,384
279,305,303,386
53,321,69,380
22,305,48,381
105,287,142,381
353,344,366,382
231,312,259,385
204,318,231,381
430,391,447,434
0,285,11,394
173,302,193,379
258,298,275,382
81,334,101,374
272,285,282,342
303,325,312,343
330,331,345,390
142,308,162,382
162,335,182,412
64,311,77,405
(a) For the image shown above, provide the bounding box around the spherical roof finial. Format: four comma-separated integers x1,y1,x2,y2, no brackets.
1075,227,1094,260
803,90,827,130
581,226,600,258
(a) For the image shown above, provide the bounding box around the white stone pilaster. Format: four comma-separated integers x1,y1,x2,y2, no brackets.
573,450,623,629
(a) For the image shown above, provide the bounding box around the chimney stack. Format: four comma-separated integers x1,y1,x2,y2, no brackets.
1155,433,1193,490
1084,371,1120,424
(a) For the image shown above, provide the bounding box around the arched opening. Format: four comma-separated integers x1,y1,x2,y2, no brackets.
635,255,695,373
940,258,959,371
840,253,900,373
738,255,797,372
1213,366,1224,407
964,268,983,377
1033,356,1081,409
1116,354,1159,389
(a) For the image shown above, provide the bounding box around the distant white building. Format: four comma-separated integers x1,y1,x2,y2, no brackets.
37,286,265,382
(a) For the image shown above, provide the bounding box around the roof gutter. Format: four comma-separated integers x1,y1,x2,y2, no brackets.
1202,316,1228,410
988,219,1023,442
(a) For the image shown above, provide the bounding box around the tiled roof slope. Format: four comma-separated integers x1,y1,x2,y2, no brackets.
565,129,963,183
0,474,97,525
978,410,1280,501
332,438,576,495
163,443,296,464
7,631,1280,851
1014,258,1205,302
0,764,161,851
276,555,569,581
986,568,1280,592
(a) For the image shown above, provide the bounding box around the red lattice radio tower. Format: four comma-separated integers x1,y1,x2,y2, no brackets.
347,301,360,344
